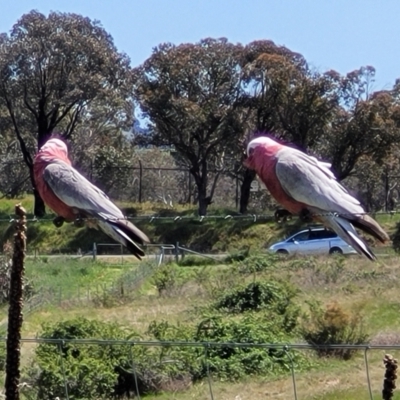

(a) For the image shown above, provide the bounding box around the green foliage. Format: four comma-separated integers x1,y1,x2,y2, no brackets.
148,314,311,382
211,280,301,335
28,318,194,399
152,263,183,296
236,253,278,274
224,247,250,263
0,329,6,372
31,318,134,399
392,221,400,254
178,255,216,267
301,301,369,360
214,280,296,313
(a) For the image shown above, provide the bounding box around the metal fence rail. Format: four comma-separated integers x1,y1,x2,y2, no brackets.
1,339,399,400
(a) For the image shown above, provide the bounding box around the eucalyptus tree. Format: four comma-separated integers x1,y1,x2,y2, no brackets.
134,38,245,215
0,10,134,215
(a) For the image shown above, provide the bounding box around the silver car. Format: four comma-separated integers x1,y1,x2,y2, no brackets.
268,226,357,256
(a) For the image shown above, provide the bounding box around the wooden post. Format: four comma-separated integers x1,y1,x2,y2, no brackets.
5,204,27,400
138,160,143,203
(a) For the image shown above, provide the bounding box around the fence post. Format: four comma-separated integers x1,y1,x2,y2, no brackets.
5,204,27,400
188,171,192,204
175,242,180,263
235,177,239,210
92,243,97,261
138,160,143,203
385,167,389,212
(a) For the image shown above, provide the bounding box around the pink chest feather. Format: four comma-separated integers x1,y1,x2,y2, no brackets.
248,146,308,214
33,160,77,221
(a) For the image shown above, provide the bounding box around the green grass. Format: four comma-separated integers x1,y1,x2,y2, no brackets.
25,257,133,290
1,195,399,256
3,196,400,398
5,253,400,399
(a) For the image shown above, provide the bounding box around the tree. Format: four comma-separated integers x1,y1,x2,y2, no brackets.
0,10,134,216
321,67,399,180
236,41,315,213
134,38,245,215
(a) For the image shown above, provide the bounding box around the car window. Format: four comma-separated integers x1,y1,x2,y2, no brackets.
309,230,338,240
292,231,310,241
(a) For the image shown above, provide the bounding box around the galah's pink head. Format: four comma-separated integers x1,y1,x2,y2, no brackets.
37,138,70,163
244,136,282,170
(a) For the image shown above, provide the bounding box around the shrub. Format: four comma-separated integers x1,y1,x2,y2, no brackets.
27,318,133,399
152,263,182,296
26,318,193,399
300,301,369,360
236,253,277,274
214,280,297,313
178,255,216,267
148,314,312,382
212,280,300,334
224,247,250,264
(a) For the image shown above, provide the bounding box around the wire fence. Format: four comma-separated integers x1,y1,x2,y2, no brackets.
19,242,218,318
1,339,399,400
20,259,159,319
2,209,400,225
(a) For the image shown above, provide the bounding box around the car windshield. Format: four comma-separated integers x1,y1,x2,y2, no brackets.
309,230,337,240
289,229,338,242
291,231,310,241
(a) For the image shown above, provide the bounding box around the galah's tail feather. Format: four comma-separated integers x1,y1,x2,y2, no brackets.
318,213,376,261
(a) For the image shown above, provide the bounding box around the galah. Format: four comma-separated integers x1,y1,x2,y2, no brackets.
34,138,150,259
244,135,390,260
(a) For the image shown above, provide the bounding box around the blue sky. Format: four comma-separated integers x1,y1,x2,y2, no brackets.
2,0,400,91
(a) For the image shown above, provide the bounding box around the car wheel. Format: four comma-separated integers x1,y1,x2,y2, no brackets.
329,247,343,255
276,249,289,255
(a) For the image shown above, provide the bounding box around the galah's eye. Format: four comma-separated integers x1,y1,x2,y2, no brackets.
248,147,255,155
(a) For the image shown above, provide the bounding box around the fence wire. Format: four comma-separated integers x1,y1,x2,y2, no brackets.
1,338,399,400
2,209,400,225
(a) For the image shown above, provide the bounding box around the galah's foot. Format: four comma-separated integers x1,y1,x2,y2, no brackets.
73,217,85,228
53,216,65,228
299,209,313,223
274,209,292,223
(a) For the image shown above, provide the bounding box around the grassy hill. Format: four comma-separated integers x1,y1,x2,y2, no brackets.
2,195,399,255
1,196,400,398
3,251,400,399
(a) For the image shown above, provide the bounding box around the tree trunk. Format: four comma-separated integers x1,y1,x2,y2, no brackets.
191,161,210,216
33,131,53,216
239,168,256,214
33,187,46,217
198,193,209,216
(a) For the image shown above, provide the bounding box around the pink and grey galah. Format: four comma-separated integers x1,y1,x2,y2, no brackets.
34,137,150,260
244,135,390,261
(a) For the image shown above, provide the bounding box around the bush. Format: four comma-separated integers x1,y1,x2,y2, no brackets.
224,247,250,264
212,280,300,334
300,301,369,360
178,255,216,267
214,280,296,312
26,318,133,399
148,314,312,381
26,318,194,399
152,263,183,296
236,254,277,274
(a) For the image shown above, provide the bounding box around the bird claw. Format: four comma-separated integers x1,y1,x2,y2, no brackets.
73,218,85,228
299,209,313,223
53,216,65,228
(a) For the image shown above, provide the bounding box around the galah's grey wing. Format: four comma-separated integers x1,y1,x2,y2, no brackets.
43,161,150,255
43,161,125,220
275,148,364,216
